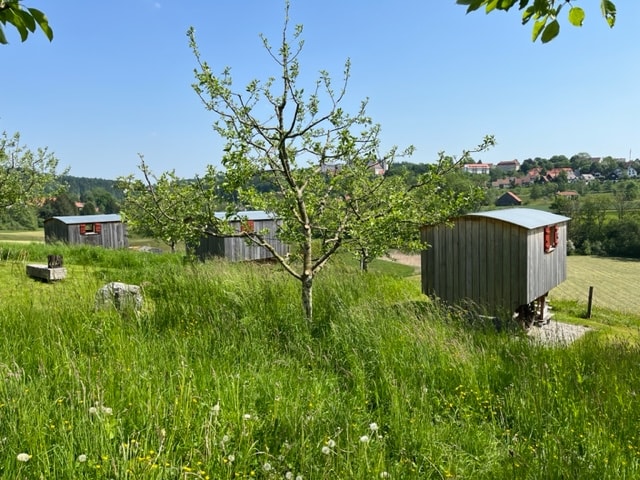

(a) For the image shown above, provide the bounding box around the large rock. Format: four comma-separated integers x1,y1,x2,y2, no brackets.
95,282,143,312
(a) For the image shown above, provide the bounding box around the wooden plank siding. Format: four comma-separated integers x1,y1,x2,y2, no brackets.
195,217,289,262
44,216,128,249
421,208,569,317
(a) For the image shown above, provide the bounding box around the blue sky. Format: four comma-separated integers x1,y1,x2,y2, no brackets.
2,1,639,179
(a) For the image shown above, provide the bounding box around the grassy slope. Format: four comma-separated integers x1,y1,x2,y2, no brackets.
0,243,640,478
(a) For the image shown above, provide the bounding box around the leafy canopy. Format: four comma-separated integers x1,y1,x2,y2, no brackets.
0,1,53,44
456,0,616,43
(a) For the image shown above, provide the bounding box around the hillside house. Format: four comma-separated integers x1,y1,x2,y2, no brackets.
194,210,288,262
496,160,520,173
462,163,492,175
44,214,128,249
495,191,522,207
421,208,570,324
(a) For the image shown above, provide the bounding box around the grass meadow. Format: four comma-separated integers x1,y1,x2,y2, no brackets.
1,241,640,478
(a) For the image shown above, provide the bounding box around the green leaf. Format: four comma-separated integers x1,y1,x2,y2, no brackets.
16,8,36,33
601,0,616,28
485,0,499,14
568,6,585,27
532,16,547,42
522,6,535,24
27,7,53,41
0,26,7,45
541,19,560,43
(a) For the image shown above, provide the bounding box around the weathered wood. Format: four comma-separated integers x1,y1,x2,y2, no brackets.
421,208,569,318
26,264,67,282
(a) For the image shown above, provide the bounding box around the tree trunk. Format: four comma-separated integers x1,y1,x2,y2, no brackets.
301,274,313,320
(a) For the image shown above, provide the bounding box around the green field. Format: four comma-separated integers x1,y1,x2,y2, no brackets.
550,256,640,313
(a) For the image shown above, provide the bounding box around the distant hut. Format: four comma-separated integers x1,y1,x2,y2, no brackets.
44,214,128,249
194,210,288,262
421,208,570,324
495,191,522,207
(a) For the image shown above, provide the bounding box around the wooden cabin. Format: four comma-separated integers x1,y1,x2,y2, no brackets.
194,210,288,262
421,208,570,323
44,214,128,249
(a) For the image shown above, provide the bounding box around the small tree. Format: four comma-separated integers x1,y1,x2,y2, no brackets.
116,156,212,253
0,131,65,210
188,4,493,319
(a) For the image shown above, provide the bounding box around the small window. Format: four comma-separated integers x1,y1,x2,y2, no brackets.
241,220,255,233
544,225,559,253
80,223,102,235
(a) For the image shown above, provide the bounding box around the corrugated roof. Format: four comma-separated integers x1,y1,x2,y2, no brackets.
48,214,122,225
214,210,278,221
467,208,570,230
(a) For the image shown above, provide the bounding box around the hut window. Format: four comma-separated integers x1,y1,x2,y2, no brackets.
80,223,102,235
241,220,255,233
544,225,559,253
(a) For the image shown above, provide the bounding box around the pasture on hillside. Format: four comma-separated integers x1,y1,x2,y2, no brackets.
550,256,640,313
1,242,640,478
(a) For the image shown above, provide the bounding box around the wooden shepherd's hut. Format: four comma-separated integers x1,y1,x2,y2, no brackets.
44,214,128,249
421,208,570,323
194,210,288,262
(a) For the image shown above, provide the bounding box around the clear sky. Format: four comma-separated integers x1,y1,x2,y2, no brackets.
2,1,640,179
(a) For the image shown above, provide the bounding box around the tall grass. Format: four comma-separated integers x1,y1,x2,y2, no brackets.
0,245,639,478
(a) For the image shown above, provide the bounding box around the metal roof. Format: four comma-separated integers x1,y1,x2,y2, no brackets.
466,208,570,230
214,210,279,221
48,214,122,225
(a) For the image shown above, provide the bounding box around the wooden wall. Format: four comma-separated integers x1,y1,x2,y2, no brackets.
421,216,567,316
195,218,288,262
44,219,128,249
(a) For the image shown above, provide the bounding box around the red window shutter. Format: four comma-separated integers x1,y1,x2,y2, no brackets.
553,225,559,247
79,224,86,235
241,220,255,233
544,226,551,252
95,223,102,234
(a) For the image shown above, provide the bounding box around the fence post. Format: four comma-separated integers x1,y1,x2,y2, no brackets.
586,286,594,319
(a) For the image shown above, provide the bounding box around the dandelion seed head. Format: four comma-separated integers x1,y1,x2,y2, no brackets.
359,435,370,443
77,454,88,463
380,472,390,478
227,454,235,463
222,434,230,443
321,446,331,455
263,462,272,471
212,403,221,415
88,407,98,415
327,439,336,448
285,472,294,480
101,406,113,415
16,453,31,462
243,413,251,420
369,422,379,432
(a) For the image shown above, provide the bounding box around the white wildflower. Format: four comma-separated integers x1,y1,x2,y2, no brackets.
359,435,370,444
16,453,31,462
380,472,390,478
243,413,251,420
321,446,331,455
263,462,272,471
77,454,88,463
369,422,379,432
